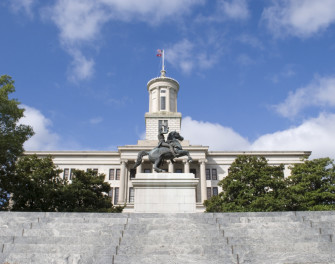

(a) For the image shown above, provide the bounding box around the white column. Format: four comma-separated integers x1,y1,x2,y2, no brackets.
166,88,170,112
157,87,161,111
149,90,152,112
118,159,128,204
136,161,142,174
183,159,190,173
199,159,208,203
168,160,174,173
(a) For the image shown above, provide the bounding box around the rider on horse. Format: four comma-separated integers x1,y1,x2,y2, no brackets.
157,125,176,157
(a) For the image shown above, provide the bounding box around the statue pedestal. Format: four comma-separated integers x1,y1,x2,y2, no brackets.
132,173,199,213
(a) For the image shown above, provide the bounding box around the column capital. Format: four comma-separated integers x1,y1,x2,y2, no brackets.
120,159,128,164
182,159,190,164
199,159,207,164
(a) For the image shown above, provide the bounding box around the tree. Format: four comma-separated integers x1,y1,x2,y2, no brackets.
286,158,335,211
59,169,122,212
205,156,287,212
0,75,34,209
10,155,64,211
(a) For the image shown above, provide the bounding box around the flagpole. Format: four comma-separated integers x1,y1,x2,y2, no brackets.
162,49,165,71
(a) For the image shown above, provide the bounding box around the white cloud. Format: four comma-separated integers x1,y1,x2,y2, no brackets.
275,76,335,118
181,114,335,160
181,116,250,150
89,117,103,125
42,0,204,81
237,34,264,49
219,0,249,20
9,0,36,18
19,105,60,150
165,39,219,74
251,113,335,159
262,0,335,38
68,49,95,82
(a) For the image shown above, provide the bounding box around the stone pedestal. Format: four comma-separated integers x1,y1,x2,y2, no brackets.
132,173,199,213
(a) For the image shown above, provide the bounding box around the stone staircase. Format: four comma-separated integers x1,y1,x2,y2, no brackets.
0,211,334,264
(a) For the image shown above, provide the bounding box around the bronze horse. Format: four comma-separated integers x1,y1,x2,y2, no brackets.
133,131,192,172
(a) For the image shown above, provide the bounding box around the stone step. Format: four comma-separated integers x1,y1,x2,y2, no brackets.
221,227,321,237
215,216,300,224
2,243,117,255
305,215,335,222
30,222,126,230
0,235,121,245
125,223,218,231
217,221,305,229
231,242,335,254
226,234,332,244
122,229,222,237
21,228,123,237
213,211,297,218
0,252,114,264
311,221,335,228
237,251,335,264
127,218,216,224
120,236,227,245
128,213,215,218
0,211,128,219
113,254,238,264
117,244,231,255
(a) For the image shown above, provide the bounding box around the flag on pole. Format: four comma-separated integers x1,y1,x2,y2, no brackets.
156,49,163,57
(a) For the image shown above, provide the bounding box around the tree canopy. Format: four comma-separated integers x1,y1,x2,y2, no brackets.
0,75,34,209
205,155,335,212
9,155,122,212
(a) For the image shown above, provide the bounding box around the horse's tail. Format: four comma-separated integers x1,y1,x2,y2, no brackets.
133,151,149,169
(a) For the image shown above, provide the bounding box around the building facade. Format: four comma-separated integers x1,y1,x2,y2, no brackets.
26,69,311,211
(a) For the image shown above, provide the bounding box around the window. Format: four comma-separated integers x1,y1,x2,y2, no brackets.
160,96,166,110
93,168,98,174
130,169,136,179
190,169,197,178
175,169,182,173
108,188,113,198
158,120,168,133
207,187,212,199
69,168,75,180
212,169,218,180
63,169,69,180
144,169,151,173
116,169,120,180
129,187,134,203
206,169,211,180
109,169,114,180
114,187,119,205
213,187,218,196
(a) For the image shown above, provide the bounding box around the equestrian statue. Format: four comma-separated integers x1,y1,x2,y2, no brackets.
133,125,192,172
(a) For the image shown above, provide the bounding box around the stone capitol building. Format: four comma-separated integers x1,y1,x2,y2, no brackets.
26,69,310,212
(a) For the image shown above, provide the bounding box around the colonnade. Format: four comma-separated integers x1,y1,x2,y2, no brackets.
117,159,208,204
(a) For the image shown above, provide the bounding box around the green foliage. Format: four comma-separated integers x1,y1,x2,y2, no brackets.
10,155,64,211
10,155,123,213
205,155,287,212
205,155,335,212
0,75,34,209
286,158,335,211
59,169,123,212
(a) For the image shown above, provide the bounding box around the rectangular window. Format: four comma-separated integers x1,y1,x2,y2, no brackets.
212,169,218,180
207,187,212,199
130,169,136,179
160,96,166,110
213,187,218,196
93,168,98,174
206,169,211,180
129,187,134,203
108,188,113,198
175,169,182,173
158,120,168,133
144,169,151,173
63,169,69,180
116,169,120,180
109,169,114,180
114,187,119,205
69,168,75,180
190,169,197,178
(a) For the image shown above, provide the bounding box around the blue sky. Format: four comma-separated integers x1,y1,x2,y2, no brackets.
1,0,335,159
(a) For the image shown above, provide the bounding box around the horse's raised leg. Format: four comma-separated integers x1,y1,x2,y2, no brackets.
153,156,164,173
